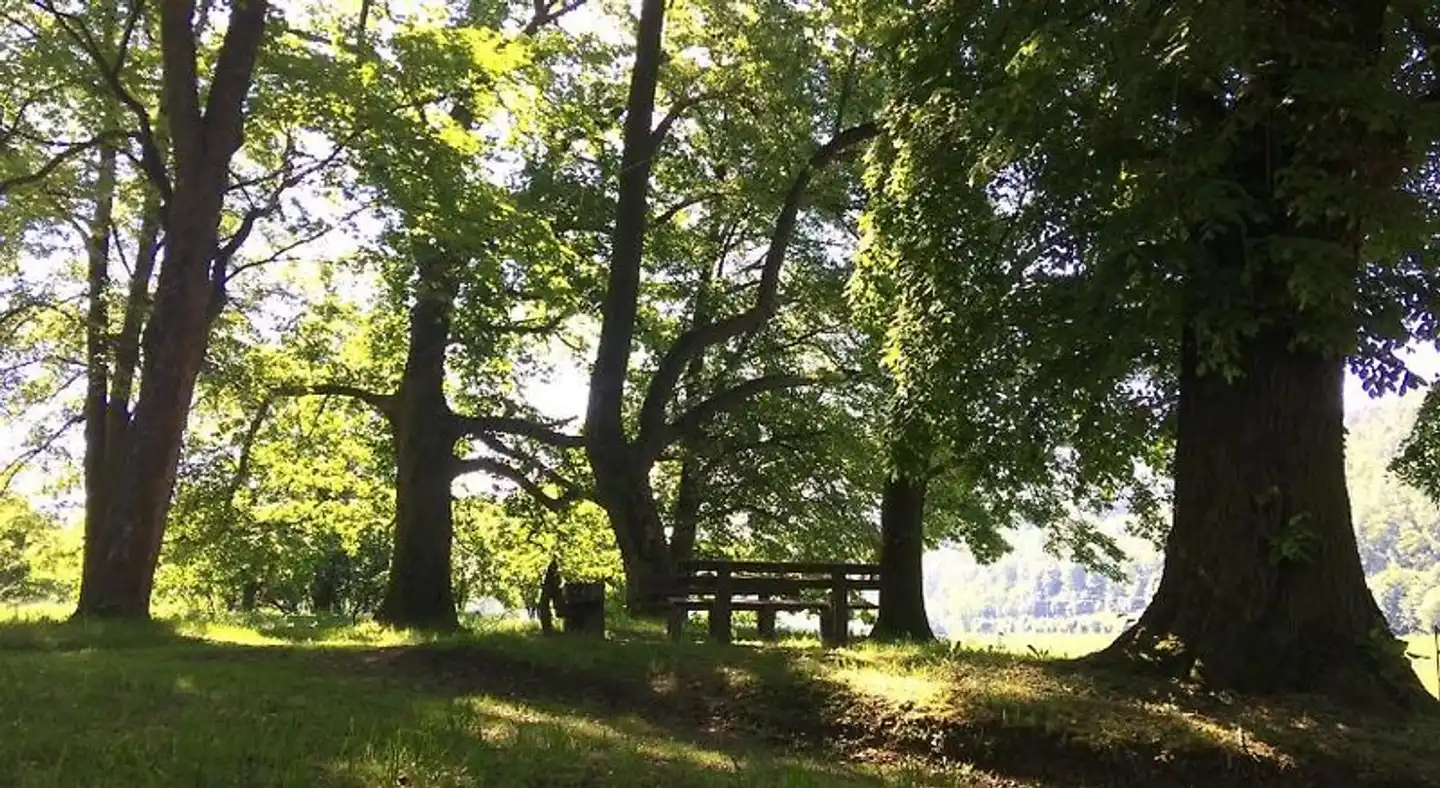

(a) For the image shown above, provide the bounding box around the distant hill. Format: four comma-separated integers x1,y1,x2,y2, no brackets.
923,395,1440,637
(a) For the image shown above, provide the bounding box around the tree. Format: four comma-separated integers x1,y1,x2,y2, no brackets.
0,495,73,603
0,0,377,619
584,0,878,609
229,1,595,629
871,1,1439,704
1419,587,1440,634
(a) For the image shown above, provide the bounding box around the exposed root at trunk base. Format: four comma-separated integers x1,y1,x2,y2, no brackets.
1089,622,1436,714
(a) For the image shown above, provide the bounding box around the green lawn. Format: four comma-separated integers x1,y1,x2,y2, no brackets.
947,630,1440,698
0,614,1436,787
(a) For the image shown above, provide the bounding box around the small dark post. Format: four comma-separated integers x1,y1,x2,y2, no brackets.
757,593,777,640
709,564,733,644
560,581,606,637
825,567,849,647
537,557,563,635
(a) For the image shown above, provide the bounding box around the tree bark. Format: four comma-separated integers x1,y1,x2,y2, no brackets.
79,143,116,604
583,0,877,609
74,0,270,619
584,0,672,612
596,461,675,611
376,258,460,630
872,470,934,641
1098,325,1430,707
669,455,703,563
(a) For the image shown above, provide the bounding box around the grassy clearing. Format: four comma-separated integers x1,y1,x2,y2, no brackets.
0,615,940,788
1,613,1436,787
945,629,1440,699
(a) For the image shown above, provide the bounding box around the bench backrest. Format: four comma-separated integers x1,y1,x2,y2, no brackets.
670,559,881,597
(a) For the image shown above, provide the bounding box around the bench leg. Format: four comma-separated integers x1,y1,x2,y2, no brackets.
821,605,848,646
709,598,732,645
758,606,777,640
826,573,849,647
667,606,684,642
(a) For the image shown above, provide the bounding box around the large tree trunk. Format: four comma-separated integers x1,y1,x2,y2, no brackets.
79,143,116,604
872,471,933,641
669,454,703,563
74,0,270,619
77,189,230,616
594,463,675,612
584,0,671,611
376,261,459,631
1099,325,1429,707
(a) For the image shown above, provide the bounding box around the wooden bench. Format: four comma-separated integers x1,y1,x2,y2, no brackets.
663,559,881,646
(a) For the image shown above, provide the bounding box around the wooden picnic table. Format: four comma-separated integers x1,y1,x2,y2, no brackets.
663,558,880,646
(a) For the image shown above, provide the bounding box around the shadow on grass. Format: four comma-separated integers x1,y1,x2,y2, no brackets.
2,617,1436,788
323,628,1439,788
0,619,928,787
0,615,189,651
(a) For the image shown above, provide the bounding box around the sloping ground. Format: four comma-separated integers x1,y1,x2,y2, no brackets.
344,634,1440,788
0,616,1436,787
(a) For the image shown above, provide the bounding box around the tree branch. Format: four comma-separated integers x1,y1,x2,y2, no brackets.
651,90,725,149
635,122,879,450
522,0,588,35
0,133,126,195
653,190,724,226
0,413,83,496
453,454,574,512
28,0,171,199
474,432,584,495
227,383,396,505
650,373,817,457
195,0,269,170
452,413,584,448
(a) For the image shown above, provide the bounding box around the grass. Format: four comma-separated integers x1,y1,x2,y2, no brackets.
1,612,1437,787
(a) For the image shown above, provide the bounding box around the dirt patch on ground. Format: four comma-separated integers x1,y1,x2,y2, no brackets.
302,641,1431,788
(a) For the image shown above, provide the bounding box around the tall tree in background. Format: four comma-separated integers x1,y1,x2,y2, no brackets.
0,0,275,618
231,2,592,629
872,1,1440,704
585,0,878,608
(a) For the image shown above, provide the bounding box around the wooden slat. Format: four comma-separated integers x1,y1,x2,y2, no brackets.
676,576,881,594
669,599,829,612
679,559,880,576
667,598,877,611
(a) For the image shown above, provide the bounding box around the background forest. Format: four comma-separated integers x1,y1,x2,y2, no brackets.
6,391,1440,638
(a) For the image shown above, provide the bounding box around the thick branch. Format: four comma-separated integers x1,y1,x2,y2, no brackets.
107,190,162,414
654,190,724,226
452,414,584,448
652,90,725,150
197,0,270,168
635,122,878,448
585,0,666,454
522,0,587,35
0,133,126,195
453,455,574,512
227,383,396,504
474,432,584,496
650,373,817,457
157,0,203,173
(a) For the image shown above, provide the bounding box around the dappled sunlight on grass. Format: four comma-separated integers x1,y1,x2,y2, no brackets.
804,636,1434,779
0,615,952,787
2,613,1435,786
